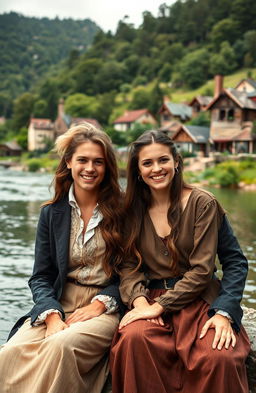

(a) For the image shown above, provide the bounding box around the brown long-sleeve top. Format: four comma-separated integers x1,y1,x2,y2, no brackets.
119,188,225,311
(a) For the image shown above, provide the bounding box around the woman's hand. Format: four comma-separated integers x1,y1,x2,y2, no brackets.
45,313,69,338
65,300,106,325
199,314,236,350
119,302,164,329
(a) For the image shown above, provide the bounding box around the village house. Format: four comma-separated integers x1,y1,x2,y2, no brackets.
171,125,210,156
207,75,256,154
54,98,102,137
188,95,213,117
235,78,256,93
28,118,55,151
113,109,157,132
28,99,101,151
0,141,22,156
158,98,192,129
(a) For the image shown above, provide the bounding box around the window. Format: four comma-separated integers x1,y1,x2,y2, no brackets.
219,109,226,121
227,109,234,121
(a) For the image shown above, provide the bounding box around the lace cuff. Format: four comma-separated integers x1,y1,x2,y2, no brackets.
91,295,118,314
33,309,62,326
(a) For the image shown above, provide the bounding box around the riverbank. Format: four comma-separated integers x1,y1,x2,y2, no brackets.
1,152,256,190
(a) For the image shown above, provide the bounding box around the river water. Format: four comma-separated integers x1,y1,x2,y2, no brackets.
0,169,255,344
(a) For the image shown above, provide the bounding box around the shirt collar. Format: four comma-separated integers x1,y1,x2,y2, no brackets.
68,183,101,219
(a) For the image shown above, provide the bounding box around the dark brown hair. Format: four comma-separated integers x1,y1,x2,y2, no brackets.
44,122,123,276
124,130,190,274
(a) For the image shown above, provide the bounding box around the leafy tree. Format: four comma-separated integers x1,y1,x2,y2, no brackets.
64,93,98,118
158,63,172,82
67,49,80,69
72,58,102,95
148,82,163,117
33,99,48,118
115,42,132,62
210,18,239,49
231,0,256,33
16,126,28,150
95,92,116,125
210,42,237,75
13,92,35,130
129,87,151,110
115,19,136,42
126,123,153,143
39,78,60,120
124,55,140,79
105,127,127,146
177,48,210,89
243,30,256,66
160,43,185,65
94,61,127,93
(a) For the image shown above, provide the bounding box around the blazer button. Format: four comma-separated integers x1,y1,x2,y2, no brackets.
163,250,169,256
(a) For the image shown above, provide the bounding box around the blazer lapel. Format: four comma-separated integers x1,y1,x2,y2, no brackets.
52,197,71,277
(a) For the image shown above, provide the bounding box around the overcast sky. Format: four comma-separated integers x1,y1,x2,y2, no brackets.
0,0,175,32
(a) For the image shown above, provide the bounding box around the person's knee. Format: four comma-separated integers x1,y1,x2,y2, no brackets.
119,320,152,346
204,347,236,370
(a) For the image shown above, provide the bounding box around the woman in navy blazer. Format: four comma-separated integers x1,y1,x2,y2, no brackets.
0,123,124,393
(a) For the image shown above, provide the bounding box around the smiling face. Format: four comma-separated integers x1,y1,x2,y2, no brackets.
138,143,178,193
67,140,106,198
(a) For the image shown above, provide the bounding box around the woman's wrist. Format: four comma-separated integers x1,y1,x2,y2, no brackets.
152,302,165,313
91,299,107,313
133,296,149,308
45,312,62,324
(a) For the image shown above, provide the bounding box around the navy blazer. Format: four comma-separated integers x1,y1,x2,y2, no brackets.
8,196,123,339
208,215,248,332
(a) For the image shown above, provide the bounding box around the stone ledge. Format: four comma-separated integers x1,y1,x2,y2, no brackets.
242,307,256,393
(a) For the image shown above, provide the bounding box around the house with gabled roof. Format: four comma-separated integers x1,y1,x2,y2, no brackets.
171,125,210,156
55,99,102,136
235,78,256,93
28,118,55,151
28,99,102,151
158,101,192,128
189,96,213,117
206,84,256,154
113,109,157,132
0,141,22,156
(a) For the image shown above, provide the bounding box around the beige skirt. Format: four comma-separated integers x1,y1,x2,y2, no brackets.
0,282,119,393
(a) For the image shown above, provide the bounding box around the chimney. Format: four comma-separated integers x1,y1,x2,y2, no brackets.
163,95,170,104
58,98,65,118
214,75,224,98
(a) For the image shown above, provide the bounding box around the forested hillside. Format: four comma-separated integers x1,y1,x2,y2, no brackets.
1,0,256,144
0,12,99,113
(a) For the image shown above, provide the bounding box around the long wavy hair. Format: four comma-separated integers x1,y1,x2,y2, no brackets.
124,130,191,275
44,122,123,276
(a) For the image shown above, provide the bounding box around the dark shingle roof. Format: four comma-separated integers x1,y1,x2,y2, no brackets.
165,102,192,121
184,125,210,143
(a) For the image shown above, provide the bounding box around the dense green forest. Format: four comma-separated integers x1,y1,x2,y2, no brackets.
0,12,99,114
1,0,256,148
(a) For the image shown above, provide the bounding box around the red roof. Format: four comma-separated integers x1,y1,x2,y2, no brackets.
113,109,150,124
30,118,54,129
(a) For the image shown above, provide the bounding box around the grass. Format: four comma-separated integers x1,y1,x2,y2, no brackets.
165,68,256,103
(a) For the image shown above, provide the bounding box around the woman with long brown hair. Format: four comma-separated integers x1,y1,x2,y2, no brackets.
110,130,250,393
0,123,123,393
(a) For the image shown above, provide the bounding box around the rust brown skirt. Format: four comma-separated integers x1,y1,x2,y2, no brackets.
110,289,250,393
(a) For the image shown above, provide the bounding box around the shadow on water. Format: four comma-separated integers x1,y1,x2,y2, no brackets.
0,170,255,344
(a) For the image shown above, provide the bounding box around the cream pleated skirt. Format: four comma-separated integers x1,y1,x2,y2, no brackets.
0,282,119,393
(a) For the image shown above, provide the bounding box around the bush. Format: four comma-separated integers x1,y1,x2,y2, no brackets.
216,166,239,187
27,158,42,172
